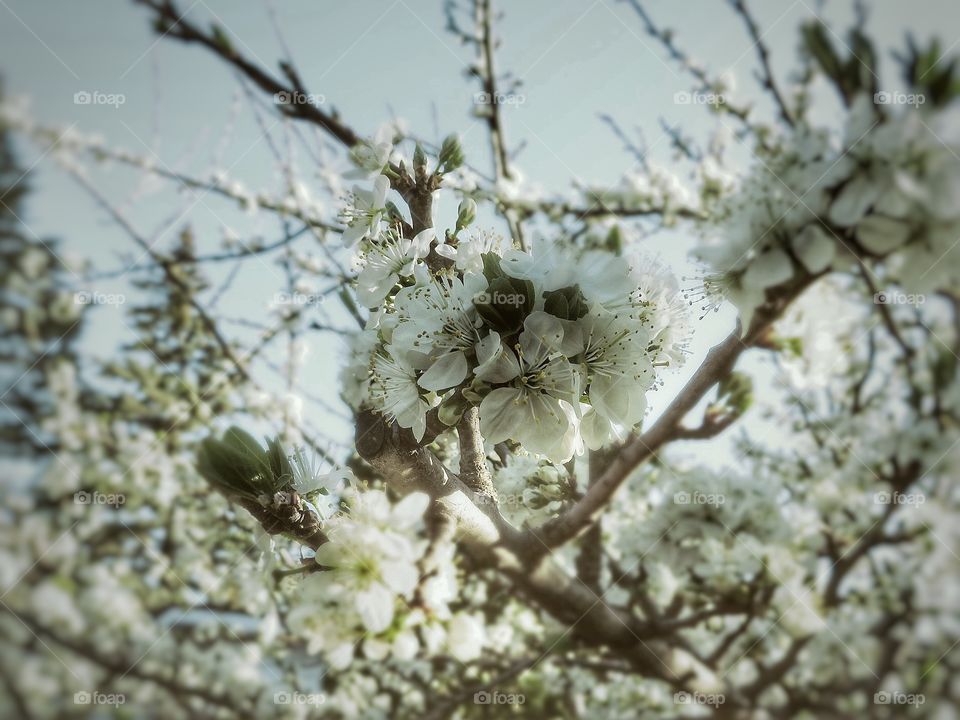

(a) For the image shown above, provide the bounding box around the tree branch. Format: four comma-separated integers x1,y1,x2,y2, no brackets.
727,0,796,127
532,327,745,549
620,0,753,125
472,0,526,249
457,406,498,501
355,410,680,680
1,607,244,713
135,0,360,148
534,275,816,550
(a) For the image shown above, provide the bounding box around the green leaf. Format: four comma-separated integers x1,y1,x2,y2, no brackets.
196,427,283,499
481,252,504,282
197,436,261,498
438,394,468,426
543,285,588,321
802,22,843,80
848,29,878,96
210,24,233,53
474,276,534,333
717,372,753,414
266,436,294,491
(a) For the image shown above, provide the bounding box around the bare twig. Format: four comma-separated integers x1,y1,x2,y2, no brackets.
727,0,796,127
135,0,360,148
471,0,526,248
620,0,753,125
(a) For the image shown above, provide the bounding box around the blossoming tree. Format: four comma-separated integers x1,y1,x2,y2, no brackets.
2,0,959,717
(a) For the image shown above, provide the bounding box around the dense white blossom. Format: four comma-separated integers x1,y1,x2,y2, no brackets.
493,452,571,527
355,228,434,307
289,489,464,668
693,96,960,329
2,11,959,719
341,174,690,462
340,175,390,246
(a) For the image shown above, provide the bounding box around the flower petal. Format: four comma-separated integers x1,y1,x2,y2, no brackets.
357,270,398,308
515,394,572,462
341,222,367,247
856,215,910,255
381,562,419,597
479,387,525,443
791,225,835,274
581,407,613,450
829,175,881,227
391,492,430,529
446,613,485,663
522,311,566,353
363,637,390,661
372,174,391,205
417,351,468,391
356,583,395,633
475,333,521,383
743,248,793,291
412,227,435,254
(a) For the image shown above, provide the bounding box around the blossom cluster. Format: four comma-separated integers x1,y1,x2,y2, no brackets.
492,452,571,527
582,164,699,226
289,488,484,669
693,94,960,329
340,177,690,462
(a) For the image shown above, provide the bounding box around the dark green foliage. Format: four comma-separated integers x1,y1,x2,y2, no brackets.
801,21,879,104
896,36,960,107
543,285,588,321
196,426,293,501
803,22,960,109
475,253,535,333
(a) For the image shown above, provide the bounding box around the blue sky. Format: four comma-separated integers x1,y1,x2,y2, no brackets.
1,0,957,457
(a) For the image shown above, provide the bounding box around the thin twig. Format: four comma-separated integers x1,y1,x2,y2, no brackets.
727,0,796,127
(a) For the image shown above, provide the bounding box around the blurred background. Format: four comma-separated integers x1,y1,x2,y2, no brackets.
1,1,959,718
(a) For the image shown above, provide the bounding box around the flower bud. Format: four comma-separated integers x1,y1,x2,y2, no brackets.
455,198,477,232
438,134,464,172
413,143,428,171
